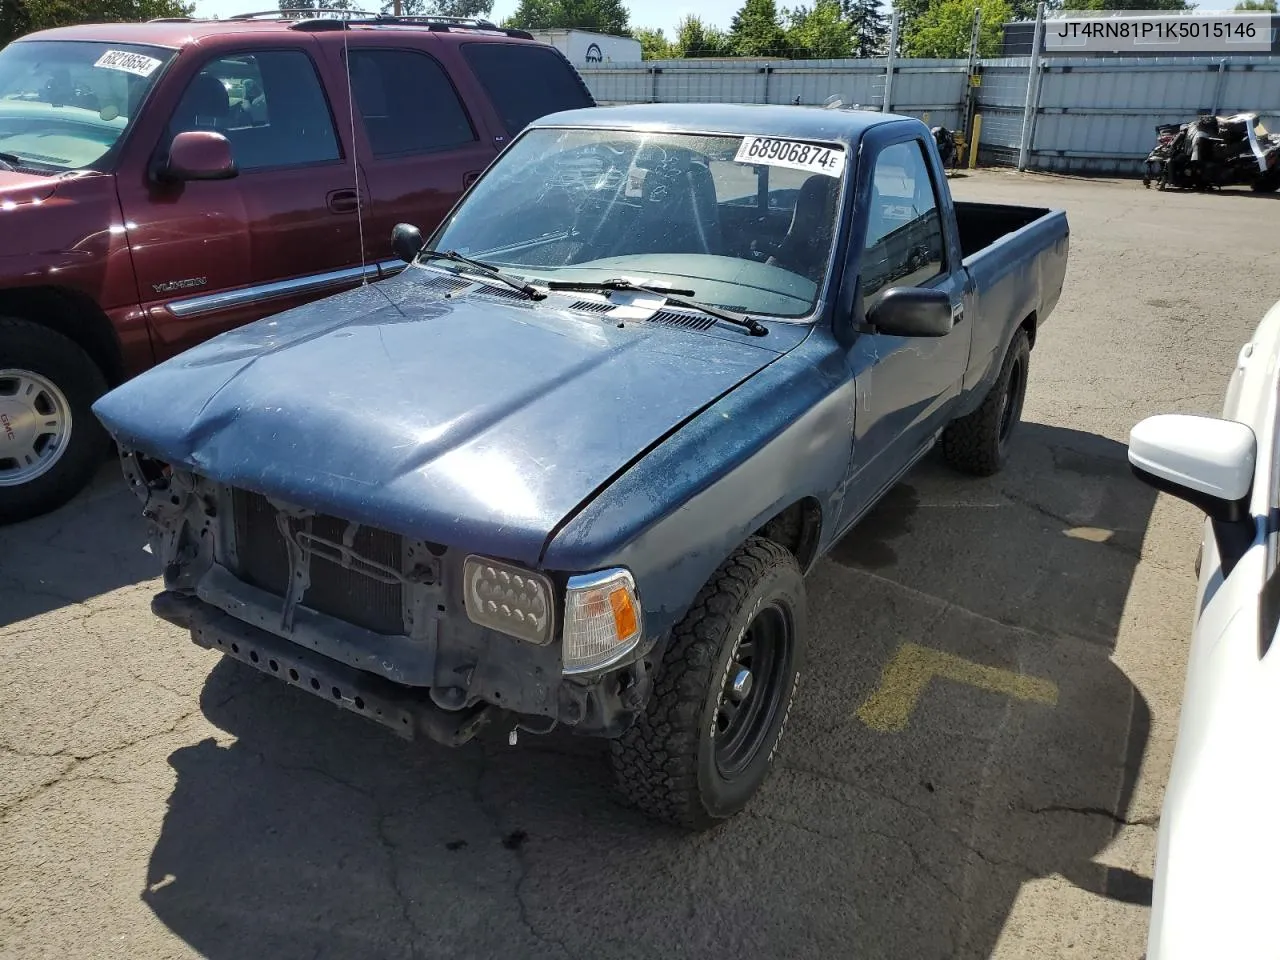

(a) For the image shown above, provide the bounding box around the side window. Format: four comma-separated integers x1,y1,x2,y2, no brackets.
168,51,339,170
347,50,476,158
861,140,946,306
461,42,593,136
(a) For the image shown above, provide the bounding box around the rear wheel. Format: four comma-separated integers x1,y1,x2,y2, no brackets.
610,537,806,830
942,328,1030,477
0,318,110,525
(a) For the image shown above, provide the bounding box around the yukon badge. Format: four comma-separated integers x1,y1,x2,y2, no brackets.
153,277,208,294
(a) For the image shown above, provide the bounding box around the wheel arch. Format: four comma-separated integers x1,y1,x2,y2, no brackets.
1020,310,1038,351
755,496,825,574
0,286,126,387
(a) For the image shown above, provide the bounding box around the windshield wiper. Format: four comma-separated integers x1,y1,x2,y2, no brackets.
545,279,768,337
0,152,21,171
417,248,545,301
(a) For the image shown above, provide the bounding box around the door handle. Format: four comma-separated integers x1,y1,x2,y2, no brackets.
463,170,480,188
327,189,360,214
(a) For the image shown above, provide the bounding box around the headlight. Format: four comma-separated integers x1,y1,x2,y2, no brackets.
462,556,554,645
562,568,643,675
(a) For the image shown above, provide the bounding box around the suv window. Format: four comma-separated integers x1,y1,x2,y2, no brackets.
460,42,593,136
862,140,946,306
347,49,476,158
168,51,339,170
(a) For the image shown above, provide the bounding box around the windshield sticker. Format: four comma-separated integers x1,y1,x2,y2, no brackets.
734,137,846,178
94,50,163,78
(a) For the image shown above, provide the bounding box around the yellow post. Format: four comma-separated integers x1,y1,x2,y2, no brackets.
968,114,982,169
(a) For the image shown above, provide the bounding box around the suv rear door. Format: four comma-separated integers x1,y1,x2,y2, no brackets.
457,40,595,143
338,33,502,268
117,38,367,359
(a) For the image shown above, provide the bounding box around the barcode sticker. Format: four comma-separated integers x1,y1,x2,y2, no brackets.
734,137,846,178
94,50,163,78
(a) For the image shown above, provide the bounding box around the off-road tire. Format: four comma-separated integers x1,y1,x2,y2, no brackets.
610,537,806,830
941,328,1030,478
0,318,110,525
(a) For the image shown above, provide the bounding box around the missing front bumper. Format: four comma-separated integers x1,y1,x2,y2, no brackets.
152,591,495,747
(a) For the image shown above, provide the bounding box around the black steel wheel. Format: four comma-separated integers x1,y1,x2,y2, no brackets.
942,328,1031,477
610,537,807,830
712,600,794,780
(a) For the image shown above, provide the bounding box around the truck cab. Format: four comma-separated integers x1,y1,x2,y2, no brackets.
0,12,594,524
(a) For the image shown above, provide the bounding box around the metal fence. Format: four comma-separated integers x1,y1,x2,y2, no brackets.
578,53,1280,176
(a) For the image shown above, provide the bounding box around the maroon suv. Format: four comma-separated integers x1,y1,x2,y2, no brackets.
0,12,595,524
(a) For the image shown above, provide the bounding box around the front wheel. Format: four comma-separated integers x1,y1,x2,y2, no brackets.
942,328,1031,477
610,537,807,830
0,318,110,524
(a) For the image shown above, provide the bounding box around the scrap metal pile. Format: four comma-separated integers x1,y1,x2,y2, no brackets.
1144,112,1280,193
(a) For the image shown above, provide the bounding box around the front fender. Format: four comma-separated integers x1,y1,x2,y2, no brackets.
542,336,854,639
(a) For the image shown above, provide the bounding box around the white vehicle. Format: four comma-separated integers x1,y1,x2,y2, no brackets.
1130,298,1280,960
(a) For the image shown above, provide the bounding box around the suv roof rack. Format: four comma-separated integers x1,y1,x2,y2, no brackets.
227,8,534,38
229,8,380,19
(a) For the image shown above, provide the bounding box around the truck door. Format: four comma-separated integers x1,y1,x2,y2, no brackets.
118,46,367,360
840,134,973,524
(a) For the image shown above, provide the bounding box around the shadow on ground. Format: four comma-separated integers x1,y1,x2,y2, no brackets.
142,421,1157,960
0,461,156,628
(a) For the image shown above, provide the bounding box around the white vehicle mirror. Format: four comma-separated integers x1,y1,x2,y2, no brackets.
1128,414,1256,523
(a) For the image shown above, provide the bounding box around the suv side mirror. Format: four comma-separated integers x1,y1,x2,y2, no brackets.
866,287,953,338
392,223,425,264
161,131,237,182
1129,414,1255,523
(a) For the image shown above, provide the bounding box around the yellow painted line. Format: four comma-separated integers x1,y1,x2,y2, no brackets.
856,642,1059,733
1064,526,1114,543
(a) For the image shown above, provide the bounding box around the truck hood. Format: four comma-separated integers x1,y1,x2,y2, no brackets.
0,168,61,206
93,272,790,567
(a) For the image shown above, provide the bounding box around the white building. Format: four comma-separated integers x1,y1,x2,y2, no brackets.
524,29,643,65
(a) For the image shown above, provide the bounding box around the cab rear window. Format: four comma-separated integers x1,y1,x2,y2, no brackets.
460,42,593,136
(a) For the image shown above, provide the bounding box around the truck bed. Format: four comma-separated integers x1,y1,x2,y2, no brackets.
953,200,1070,399
954,201,1052,260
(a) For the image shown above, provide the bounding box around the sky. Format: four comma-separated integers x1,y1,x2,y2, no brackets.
189,0,744,38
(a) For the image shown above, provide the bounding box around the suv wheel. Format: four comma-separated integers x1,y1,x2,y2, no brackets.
0,318,110,525
610,537,807,830
941,328,1030,477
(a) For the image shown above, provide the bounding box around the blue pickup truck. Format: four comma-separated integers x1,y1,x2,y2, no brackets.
93,103,1070,829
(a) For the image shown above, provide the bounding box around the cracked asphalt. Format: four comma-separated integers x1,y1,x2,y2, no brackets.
3,171,1278,960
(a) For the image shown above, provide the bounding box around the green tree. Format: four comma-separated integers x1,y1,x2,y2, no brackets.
636,26,677,57
13,0,194,39
378,0,495,15
892,0,931,53
784,0,855,56
729,0,788,55
1234,0,1275,9
1,0,33,47
844,0,889,55
675,14,735,55
905,0,1011,56
505,0,631,34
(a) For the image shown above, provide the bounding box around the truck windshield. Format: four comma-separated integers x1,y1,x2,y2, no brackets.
429,127,847,320
0,40,175,172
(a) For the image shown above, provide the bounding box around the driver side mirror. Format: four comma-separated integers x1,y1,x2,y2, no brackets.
160,131,237,183
392,222,425,264
866,287,954,338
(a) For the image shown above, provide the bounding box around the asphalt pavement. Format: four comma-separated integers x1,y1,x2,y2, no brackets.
3,171,1278,960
